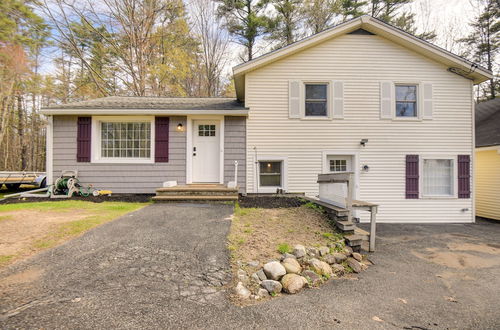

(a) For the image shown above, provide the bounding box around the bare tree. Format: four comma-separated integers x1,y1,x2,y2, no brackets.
191,0,230,96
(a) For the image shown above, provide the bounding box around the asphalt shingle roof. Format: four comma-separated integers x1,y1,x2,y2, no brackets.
476,98,500,148
43,96,247,111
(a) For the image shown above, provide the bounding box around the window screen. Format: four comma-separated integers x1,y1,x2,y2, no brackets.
259,161,282,187
305,84,328,116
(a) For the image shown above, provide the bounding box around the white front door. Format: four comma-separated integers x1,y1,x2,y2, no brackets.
192,120,220,183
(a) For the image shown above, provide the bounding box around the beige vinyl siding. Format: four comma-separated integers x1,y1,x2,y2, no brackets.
53,115,187,193
245,34,473,223
475,149,500,220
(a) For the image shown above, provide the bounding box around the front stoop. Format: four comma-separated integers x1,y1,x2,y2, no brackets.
153,185,239,202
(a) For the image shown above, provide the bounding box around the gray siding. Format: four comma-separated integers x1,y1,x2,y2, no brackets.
52,115,187,193
224,116,246,192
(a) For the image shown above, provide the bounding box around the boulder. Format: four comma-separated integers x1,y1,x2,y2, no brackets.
352,252,362,262
308,258,333,277
263,261,287,280
237,269,248,281
344,246,353,256
323,255,336,265
281,274,308,294
333,252,347,263
247,260,260,268
302,270,323,287
280,253,296,261
282,257,302,274
331,264,345,275
256,269,267,281
293,245,306,258
251,272,261,282
319,246,330,256
307,247,319,257
235,282,251,299
257,288,270,298
347,257,362,273
260,280,282,294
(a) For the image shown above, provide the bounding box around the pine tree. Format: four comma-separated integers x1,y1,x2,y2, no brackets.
215,0,271,61
459,0,499,100
301,0,341,35
369,0,436,41
340,0,368,21
266,0,302,47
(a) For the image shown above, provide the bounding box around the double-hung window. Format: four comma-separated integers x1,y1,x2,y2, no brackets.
422,158,454,197
395,84,418,117
305,84,328,116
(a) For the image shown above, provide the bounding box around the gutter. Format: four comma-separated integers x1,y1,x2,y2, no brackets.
40,109,250,116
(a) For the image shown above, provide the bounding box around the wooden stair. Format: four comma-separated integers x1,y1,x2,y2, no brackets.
153,184,239,202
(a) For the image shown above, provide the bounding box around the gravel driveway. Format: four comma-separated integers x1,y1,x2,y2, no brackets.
1,204,499,329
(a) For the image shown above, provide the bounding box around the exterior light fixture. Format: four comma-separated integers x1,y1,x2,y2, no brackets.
177,123,184,131
360,139,368,147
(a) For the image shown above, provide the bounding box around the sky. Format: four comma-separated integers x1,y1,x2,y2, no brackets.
38,0,479,76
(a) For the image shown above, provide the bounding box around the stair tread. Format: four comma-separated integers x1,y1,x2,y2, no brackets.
153,195,238,201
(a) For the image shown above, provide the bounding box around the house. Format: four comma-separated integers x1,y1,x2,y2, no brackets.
475,98,500,221
41,16,492,223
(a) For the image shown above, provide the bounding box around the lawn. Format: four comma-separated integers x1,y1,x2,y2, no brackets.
228,202,343,267
0,200,148,268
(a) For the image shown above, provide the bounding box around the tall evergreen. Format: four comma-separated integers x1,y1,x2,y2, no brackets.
215,0,270,61
460,0,499,100
340,0,368,21
301,0,341,35
266,0,302,47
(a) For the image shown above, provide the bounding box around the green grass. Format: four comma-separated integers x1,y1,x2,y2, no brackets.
277,242,291,254
301,202,324,213
0,200,149,265
234,202,258,217
0,255,14,266
0,215,12,222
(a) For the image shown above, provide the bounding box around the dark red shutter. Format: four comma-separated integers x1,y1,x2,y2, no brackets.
458,155,471,198
77,117,91,162
155,117,169,162
406,155,419,199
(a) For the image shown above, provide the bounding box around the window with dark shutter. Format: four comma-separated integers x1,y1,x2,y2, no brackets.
77,117,91,162
458,155,471,198
406,155,419,199
155,117,169,162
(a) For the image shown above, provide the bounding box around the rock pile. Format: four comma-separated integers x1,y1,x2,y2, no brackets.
233,243,371,301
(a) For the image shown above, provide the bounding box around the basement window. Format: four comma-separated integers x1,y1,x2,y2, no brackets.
259,161,282,187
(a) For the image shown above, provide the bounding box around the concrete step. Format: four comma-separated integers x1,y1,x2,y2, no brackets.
152,195,238,202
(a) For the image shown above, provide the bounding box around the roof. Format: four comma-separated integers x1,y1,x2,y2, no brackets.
476,98,500,148
233,15,493,101
41,96,248,116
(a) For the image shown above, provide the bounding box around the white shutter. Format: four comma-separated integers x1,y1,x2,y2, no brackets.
289,80,301,118
380,81,394,119
422,82,433,119
332,81,344,119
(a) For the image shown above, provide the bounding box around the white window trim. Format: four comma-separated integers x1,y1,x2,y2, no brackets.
393,82,423,121
419,155,458,199
91,116,155,164
256,155,288,193
302,81,332,120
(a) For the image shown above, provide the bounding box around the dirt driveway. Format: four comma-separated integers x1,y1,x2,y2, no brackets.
1,204,499,329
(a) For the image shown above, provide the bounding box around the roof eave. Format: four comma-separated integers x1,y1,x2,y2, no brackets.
40,109,249,116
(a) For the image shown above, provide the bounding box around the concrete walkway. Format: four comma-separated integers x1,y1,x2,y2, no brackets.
1,204,499,329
